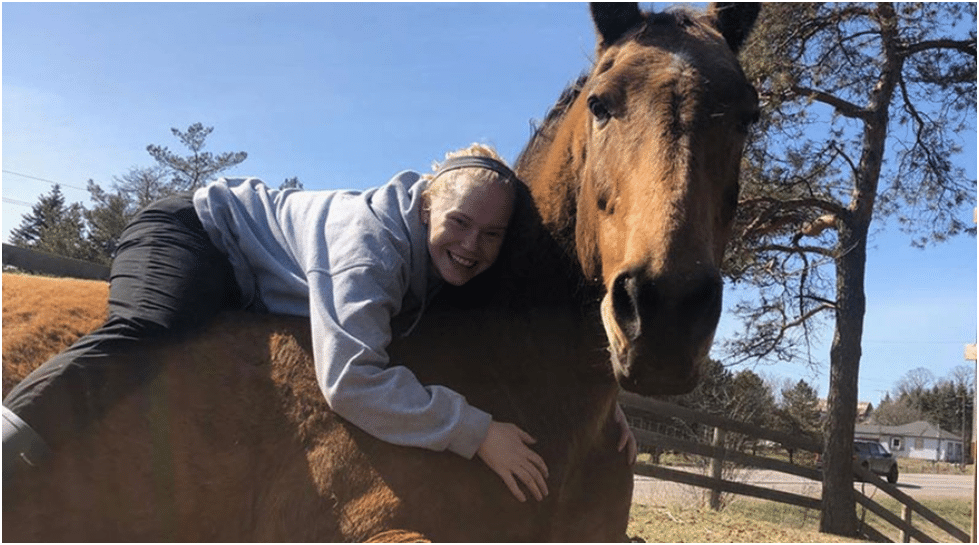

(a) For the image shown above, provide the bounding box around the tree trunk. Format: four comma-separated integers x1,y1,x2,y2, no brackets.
820,224,866,537
820,6,900,535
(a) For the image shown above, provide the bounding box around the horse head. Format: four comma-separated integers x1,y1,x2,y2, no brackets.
518,3,760,396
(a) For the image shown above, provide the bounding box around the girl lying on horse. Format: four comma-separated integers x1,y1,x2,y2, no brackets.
3,143,636,503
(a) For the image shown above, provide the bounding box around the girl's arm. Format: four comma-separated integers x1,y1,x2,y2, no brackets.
306,265,549,501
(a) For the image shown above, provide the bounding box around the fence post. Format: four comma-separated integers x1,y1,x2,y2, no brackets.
709,427,726,510
900,504,912,542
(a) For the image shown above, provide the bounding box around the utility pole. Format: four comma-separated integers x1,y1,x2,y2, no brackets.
968,207,976,542
962,342,979,543
962,390,968,468
966,342,975,543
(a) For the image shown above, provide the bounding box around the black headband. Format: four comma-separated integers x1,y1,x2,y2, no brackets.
433,156,520,183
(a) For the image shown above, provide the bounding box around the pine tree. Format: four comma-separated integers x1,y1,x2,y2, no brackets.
146,123,247,191
9,185,94,261
84,180,135,264
778,379,822,437
728,4,975,535
84,125,249,263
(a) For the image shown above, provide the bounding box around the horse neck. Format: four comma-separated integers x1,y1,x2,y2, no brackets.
512,93,596,305
517,124,583,246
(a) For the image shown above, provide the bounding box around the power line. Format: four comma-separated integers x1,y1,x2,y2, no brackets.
2,197,33,207
2,170,88,192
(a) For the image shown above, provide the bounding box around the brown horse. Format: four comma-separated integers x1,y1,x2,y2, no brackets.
2,3,759,541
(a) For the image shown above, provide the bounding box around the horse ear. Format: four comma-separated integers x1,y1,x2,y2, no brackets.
590,3,643,48
709,2,761,53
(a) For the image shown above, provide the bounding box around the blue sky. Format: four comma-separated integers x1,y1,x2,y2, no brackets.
3,3,976,407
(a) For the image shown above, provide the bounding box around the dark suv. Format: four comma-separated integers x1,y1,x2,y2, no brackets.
854,440,899,484
816,440,899,484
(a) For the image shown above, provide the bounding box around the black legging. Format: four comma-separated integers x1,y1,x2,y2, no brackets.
3,194,243,449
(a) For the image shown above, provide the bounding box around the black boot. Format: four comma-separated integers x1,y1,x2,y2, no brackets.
3,405,51,479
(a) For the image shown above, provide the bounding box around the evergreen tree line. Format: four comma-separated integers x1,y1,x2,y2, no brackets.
8,123,301,265
636,361,973,460
633,359,826,453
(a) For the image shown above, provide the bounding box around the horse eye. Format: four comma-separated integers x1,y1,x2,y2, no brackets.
596,187,614,214
587,95,612,126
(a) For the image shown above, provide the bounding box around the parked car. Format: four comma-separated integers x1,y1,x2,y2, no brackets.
854,440,899,483
815,440,899,484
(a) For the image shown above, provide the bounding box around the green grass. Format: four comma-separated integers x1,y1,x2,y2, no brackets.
855,496,973,543
724,496,973,542
895,457,975,476
628,502,864,543
631,449,974,542
628,496,974,543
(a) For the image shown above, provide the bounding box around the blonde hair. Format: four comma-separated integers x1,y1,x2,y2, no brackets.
421,143,513,207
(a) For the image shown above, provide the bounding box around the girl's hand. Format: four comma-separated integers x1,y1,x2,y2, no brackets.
476,421,549,502
614,403,638,465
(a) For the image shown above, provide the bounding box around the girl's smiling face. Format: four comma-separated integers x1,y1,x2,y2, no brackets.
423,177,514,286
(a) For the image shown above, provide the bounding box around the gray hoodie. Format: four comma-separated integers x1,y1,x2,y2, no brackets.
193,174,492,459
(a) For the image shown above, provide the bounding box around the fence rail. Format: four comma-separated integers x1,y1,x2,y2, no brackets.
2,244,109,280
620,393,971,543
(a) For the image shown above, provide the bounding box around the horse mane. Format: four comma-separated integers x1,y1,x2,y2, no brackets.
513,74,589,244
514,72,589,179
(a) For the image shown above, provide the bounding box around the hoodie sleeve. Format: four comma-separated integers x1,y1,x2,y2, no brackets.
305,262,492,459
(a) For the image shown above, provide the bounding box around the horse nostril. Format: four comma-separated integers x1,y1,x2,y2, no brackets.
612,269,720,335
611,270,645,340
681,274,723,325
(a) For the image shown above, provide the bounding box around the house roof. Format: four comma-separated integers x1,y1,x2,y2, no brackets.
818,399,874,416
855,420,962,441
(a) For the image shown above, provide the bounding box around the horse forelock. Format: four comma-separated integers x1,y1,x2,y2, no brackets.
515,73,587,190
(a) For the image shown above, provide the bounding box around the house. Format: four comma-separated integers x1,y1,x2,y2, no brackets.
854,421,964,463
818,399,874,423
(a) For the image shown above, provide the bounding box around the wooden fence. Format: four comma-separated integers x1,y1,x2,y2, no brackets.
619,392,972,543
2,244,109,280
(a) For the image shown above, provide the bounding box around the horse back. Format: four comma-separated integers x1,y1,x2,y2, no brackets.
3,277,631,541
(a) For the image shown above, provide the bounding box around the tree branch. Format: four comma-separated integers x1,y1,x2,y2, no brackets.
803,294,837,306
898,76,946,179
756,243,837,259
901,39,977,58
791,85,870,120
740,196,848,217
783,303,836,330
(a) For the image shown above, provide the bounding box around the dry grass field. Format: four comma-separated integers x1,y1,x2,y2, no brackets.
2,272,108,395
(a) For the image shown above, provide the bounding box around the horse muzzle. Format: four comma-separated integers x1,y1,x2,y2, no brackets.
601,267,722,395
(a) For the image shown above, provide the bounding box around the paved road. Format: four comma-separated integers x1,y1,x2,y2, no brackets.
633,468,975,506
